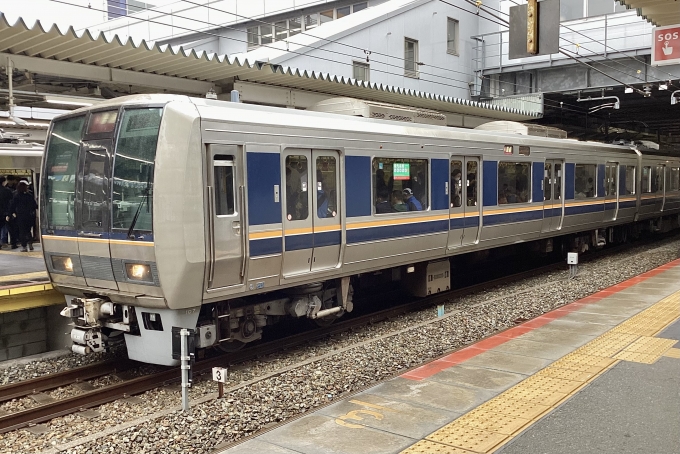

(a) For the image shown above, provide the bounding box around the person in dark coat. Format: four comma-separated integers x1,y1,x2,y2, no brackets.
6,181,37,252
0,176,13,248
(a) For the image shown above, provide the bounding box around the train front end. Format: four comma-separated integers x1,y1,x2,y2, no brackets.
41,95,204,365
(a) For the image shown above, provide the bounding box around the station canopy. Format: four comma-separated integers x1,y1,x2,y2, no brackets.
0,14,541,126
617,0,680,26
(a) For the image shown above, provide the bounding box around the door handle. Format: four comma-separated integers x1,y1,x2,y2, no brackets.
78,232,102,238
232,220,241,235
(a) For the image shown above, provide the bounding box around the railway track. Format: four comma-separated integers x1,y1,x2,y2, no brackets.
0,236,665,434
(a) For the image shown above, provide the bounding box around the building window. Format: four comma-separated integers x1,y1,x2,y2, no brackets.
337,6,351,18
404,38,419,77
247,26,259,48
353,61,370,81
353,2,368,13
320,9,334,24
289,17,302,36
560,0,584,20
275,21,288,41
587,0,628,16
447,18,459,55
304,13,318,30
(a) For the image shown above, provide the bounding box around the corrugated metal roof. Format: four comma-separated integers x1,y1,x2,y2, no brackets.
0,14,541,120
617,0,680,26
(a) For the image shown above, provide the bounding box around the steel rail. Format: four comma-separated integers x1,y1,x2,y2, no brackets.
0,235,671,434
0,358,137,403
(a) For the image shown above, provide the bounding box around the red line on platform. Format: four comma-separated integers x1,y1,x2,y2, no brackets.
401,258,680,381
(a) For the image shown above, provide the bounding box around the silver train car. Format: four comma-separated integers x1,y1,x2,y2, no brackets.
41,94,680,365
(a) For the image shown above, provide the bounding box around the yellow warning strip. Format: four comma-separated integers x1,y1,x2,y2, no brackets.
0,271,48,283
401,290,680,454
0,249,43,258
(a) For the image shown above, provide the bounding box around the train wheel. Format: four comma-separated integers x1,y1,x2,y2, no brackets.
313,315,337,327
217,340,246,353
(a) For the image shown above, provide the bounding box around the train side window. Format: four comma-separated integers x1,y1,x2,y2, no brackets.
642,166,652,193
466,160,478,207
653,166,663,192
373,157,428,213
544,163,552,201
316,156,337,218
554,163,562,200
624,166,636,195
498,162,530,204
213,155,236,216
574,164,596,198
286,155,309,221
605,164,617,197
451,160,463,207
671,168,680,191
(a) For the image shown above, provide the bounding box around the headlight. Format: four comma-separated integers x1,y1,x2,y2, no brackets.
51,256,74,273
125,263,152,282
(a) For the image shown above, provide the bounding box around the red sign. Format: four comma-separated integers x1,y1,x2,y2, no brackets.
652,25,680,66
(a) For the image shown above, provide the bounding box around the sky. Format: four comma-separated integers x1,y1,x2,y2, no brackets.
0,0,336,36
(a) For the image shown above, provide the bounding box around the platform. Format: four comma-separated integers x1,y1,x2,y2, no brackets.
218,259,680,454
0,244,61,313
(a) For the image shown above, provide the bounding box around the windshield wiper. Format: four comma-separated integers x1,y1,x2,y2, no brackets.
127,165,153,239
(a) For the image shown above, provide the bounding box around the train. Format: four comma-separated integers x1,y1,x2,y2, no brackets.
41,94,680,365
0,130,43,187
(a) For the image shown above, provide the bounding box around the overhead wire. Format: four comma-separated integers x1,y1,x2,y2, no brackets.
49,0,590,115
49,0,476,94
496,0,680,85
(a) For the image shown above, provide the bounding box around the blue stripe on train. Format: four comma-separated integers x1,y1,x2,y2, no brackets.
347,219,448,244
250,238,283,256
450,216,480,230
619,200,636,209
285,234,314,251
543,207,562,218
483,208,543,226
283,231,341,251
565,203,604,215
313,231,342,248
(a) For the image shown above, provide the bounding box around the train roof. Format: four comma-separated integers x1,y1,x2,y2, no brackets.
57,94,657,158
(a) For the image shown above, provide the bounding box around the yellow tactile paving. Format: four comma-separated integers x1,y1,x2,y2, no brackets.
425,424,507,453
455,411,530,435
400,440,475,454
574,332,640,357
400,287,680,454
662,348,680,358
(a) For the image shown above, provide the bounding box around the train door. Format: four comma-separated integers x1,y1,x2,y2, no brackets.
656,165,666,211
541,160,563,233
448,158,464,248
462,157,480,246
282,150,314,277
77,139,118,290
311,151,341,271
206,145,244,290
604,162,619,222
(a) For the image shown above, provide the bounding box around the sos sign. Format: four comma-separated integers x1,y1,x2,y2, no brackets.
652,25,680,66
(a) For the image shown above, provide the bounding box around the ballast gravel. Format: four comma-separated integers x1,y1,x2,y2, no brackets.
0,236,678,454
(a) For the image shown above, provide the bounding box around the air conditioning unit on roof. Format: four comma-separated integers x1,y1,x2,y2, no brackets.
307,97,447,126
474,121,567,139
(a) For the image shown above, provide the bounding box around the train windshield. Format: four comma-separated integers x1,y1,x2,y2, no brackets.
43,116,86,230
112,108,163,234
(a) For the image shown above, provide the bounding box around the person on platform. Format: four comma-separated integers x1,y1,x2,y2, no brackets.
0,176,13,249
6,181,38,252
